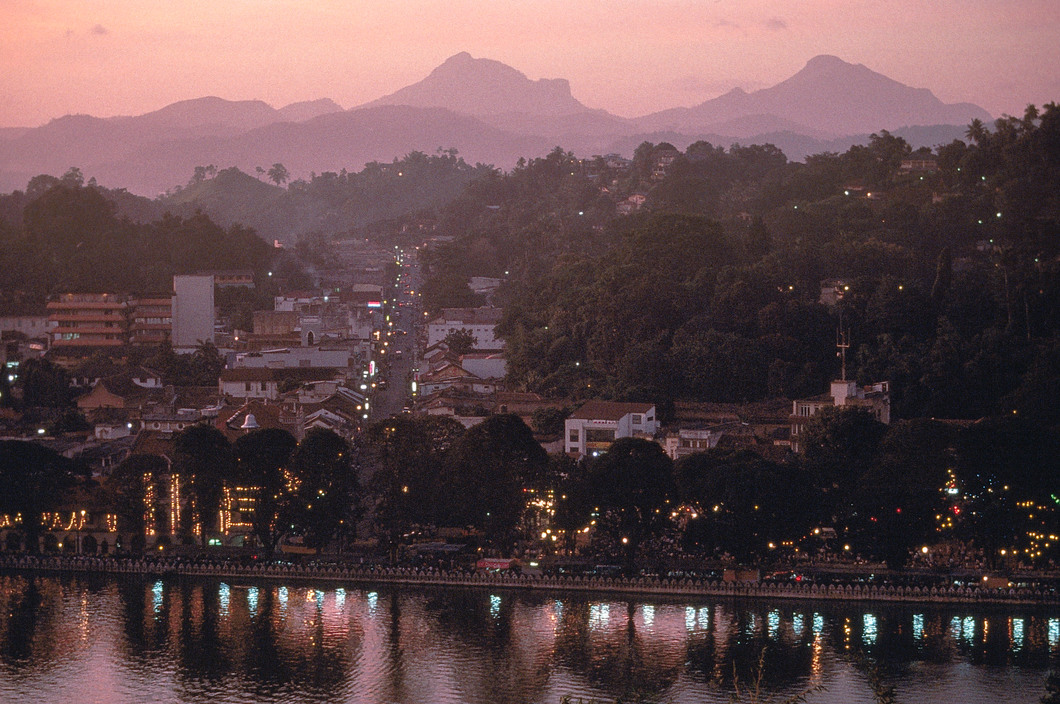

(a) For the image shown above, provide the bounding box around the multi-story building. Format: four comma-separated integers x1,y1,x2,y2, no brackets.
47,293,129,349
790,379,891,453
129,296,173,346
564,400,659,457
172,274,214,350
426,307,504,349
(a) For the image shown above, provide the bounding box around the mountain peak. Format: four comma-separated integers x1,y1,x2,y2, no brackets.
442,51,474,65
361,53,588,118
804,54,853,70
635,54,992,138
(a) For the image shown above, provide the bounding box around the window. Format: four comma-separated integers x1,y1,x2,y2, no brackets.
569,429,579,443
585,429,616,443
632,414,642,424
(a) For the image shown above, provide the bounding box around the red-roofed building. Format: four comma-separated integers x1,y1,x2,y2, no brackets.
564,400,658,457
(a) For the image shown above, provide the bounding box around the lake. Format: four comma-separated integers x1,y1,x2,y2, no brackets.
0,574,1055,703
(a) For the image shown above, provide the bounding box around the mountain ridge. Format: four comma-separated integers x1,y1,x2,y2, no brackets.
0,54,996,195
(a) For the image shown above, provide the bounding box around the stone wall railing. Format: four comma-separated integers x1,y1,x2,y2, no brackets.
2,554,1056,605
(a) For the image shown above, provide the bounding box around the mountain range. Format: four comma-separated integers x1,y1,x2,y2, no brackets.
0,54,993,196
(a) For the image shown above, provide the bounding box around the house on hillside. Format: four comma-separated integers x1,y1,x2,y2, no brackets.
564,400,658,457
790,379,890,453
426,307,504,349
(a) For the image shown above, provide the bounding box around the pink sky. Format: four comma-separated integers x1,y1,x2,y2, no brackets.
1,0,1057,127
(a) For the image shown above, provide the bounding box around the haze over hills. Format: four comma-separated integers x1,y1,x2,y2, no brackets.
635,55,992,136
0,53,994,195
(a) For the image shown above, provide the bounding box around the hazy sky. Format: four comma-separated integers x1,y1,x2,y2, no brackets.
2,0,1057,127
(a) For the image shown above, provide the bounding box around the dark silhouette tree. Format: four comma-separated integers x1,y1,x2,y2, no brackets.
232,428,298,552
363,416,465,562
285,428,360,549
173,424,233,547
443,328,478,355
105,453,169,536
438,414,548,550
578,437,676,571
0,441,82,552
267,163,289,186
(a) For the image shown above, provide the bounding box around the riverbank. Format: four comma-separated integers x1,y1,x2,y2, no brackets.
3,554,1057,606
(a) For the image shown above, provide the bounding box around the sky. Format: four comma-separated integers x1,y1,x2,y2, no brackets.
1,0,1058,127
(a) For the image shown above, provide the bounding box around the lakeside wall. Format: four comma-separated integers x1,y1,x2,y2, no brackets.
3,554,1057,606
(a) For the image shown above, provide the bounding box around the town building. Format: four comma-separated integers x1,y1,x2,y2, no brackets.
129,296,173,346
564,400,658,457
426,307,504,349
790,379,891,453
172,274,215,350
47,293,129,350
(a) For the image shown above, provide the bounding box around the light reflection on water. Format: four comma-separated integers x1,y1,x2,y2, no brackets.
0,573,1055,704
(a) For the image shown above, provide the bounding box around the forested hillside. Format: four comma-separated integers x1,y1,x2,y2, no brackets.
423,105,1060,422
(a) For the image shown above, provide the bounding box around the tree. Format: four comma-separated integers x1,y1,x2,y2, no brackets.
0,441,82,552
852,419,955,567
105,454,169,536
800,406,887,496
443,328,478,355
578,437,676,571
232,428,298,552
285,428,360,549
173,424,233,547
675,449,805,563
363,416,465,561
531,406,569,436
18,357,73,409
438,414,548,549
267,163,289,186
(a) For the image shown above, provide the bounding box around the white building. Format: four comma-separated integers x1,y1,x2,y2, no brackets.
426,307,504,349
172,274,214,350
564,400,658,457
231,346,358,369
459,352,507,380
790,379,890,453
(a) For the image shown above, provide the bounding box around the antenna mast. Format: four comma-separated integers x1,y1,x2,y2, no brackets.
836,327,850,381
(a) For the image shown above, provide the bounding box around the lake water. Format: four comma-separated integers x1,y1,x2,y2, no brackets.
0,573,1056,703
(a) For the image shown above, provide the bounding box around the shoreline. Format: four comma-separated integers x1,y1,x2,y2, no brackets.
3,554,1058,606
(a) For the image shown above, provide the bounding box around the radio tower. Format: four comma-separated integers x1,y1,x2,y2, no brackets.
836,327,850,381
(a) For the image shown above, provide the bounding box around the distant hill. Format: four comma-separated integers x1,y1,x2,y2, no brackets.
360,52,589,117
0,54,993,196
635,55,992,137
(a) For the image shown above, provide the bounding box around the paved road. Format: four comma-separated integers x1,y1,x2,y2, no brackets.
369,250,422,420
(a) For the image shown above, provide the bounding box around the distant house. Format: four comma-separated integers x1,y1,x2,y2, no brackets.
219,367,346,401
899,158,937,173
426,307,504,349
819,279,850,306
790,379,890,453
201,270,255,288
564,401,658,457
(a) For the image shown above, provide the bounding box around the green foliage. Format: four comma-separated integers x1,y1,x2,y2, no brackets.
443,328,478,355
0,441,81,552
676,449,808,562
361,416,466,558
285,428,361,549
438,414,548,548
17,357,74,409
0,181,275,300
173,424,234,546
105,454,169,535
233,428,298,551
573,438,676,570
531,406,569,436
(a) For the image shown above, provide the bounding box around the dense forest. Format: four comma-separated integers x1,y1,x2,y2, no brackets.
0,150,491,247
0,179,279,313
422,105,1060,423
